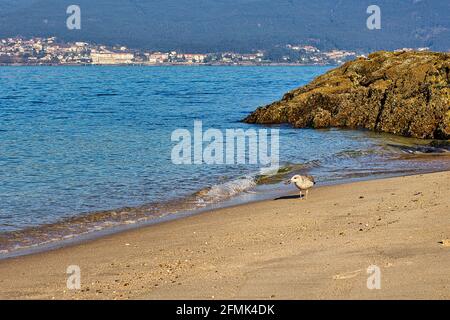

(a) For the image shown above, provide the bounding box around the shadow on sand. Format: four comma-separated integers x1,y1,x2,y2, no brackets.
274,194,303,200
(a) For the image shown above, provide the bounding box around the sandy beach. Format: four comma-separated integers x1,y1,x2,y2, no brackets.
1,171,449,300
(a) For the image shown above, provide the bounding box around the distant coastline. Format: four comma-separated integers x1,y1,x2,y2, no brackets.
0,62,336,67
1,36,440,67
0,36,362,67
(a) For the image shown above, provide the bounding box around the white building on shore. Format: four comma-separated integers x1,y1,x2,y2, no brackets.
90,52,134,65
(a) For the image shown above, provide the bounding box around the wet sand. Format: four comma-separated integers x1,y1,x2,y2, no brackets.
1,171,449,300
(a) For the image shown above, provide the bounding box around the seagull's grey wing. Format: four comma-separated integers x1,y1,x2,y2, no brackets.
306,175,315,184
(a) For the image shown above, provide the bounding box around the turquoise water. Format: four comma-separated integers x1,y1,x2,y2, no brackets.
1,66,449,255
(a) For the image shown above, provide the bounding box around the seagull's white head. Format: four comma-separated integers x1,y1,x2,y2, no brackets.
284,175,303,185
290,175,303,184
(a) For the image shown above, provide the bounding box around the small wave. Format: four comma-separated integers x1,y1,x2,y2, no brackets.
387,143,450,155
30,100,45,104
334,149,382,159
0,95,22,100
95,93,119,97
194,176,257,205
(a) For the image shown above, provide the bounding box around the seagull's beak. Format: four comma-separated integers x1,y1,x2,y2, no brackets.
284,179,291,185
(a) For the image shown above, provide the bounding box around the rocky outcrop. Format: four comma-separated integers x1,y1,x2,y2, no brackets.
244,51,450,139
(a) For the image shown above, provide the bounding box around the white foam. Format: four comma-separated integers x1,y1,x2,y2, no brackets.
200,175,257,203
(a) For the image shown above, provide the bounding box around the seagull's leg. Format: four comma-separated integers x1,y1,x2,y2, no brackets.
305,189,309,200
299,190,302,199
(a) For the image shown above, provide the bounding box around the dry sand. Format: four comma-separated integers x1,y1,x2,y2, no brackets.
1,171,450,300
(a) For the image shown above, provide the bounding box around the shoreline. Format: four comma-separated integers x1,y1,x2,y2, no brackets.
1,161,448,260
1,156,450,261
1,171,450,299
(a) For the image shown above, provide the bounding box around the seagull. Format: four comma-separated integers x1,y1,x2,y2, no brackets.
285,175,316,199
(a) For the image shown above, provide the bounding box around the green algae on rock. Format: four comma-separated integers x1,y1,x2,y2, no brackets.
244,51,450,139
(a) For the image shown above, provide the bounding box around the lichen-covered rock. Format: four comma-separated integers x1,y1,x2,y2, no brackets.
244,51,450,139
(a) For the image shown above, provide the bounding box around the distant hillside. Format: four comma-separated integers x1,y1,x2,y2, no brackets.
0,0,449,52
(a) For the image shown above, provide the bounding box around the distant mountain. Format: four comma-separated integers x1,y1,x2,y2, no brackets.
0,0,449,52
